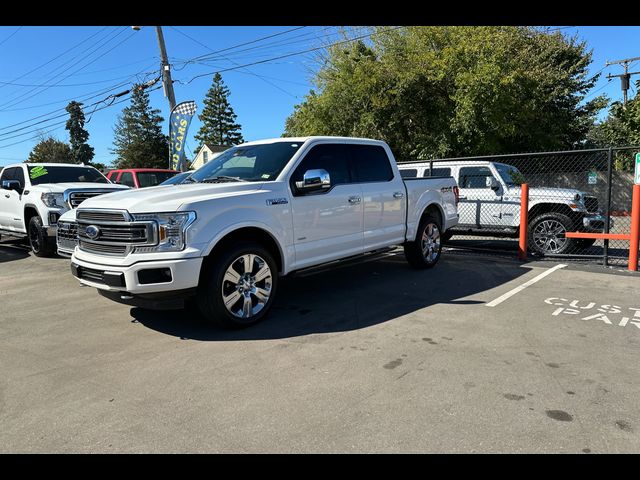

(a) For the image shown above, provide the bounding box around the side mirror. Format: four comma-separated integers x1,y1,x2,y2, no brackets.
489,178,500,191
295,169,331,193
1,180,21,192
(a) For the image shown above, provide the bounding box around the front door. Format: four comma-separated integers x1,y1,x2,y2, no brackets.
0,167,24,232
457,166,503,228
289,143,364,269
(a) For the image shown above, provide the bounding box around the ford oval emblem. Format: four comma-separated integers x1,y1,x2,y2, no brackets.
85,225,100,240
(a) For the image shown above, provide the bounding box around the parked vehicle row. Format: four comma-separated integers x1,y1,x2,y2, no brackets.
398,160,610,255
54,137,459,328
0,163,129,256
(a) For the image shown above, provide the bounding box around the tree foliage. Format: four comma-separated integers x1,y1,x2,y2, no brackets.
588,81,640,171
285,26,607,160
26,135,72,163
194,73,244,149
111,85,169,169
65,101,95,164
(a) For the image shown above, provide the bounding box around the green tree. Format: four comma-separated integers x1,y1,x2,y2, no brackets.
194,73,244,149
111,85,169,169
26,135,72,163
285,26,607,160
65,100,94,164
588,81,640,170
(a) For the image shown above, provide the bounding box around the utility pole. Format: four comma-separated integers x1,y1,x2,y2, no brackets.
155,26,176,111
606,56,640,108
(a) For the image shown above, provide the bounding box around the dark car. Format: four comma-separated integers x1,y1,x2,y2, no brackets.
106,168,179,188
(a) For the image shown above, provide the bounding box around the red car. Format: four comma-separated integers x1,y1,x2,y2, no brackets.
106,168,179,188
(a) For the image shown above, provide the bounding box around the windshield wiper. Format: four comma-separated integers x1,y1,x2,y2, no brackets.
201,176,247,183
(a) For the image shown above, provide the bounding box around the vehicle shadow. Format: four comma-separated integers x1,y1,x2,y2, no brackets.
131,252,531,341
0,239,30,263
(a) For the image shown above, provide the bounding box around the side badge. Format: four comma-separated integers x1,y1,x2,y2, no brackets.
266,198,288,206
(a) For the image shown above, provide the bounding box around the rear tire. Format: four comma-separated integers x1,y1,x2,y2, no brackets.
197,242,279,329
28,215,55,257
404,214,443,269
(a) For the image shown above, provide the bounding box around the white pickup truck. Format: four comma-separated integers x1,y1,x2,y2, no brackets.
69,137,459,328
398,160,609,255
0,163,129,256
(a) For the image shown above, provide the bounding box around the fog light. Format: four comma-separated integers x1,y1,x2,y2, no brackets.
137,268,172,285
49,212,60,224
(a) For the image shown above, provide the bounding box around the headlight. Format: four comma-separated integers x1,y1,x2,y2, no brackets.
41,192,66,208
131,212,196,253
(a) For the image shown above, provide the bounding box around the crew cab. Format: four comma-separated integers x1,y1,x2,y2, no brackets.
0,163,129,256
70,137,459,328
106,168,179,188
398,160,609,255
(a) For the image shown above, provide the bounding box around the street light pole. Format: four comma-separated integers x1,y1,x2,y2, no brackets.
155,26,176,111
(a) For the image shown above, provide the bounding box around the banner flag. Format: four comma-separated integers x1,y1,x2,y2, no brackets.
169,101,197,171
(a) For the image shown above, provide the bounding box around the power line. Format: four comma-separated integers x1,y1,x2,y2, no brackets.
169,26,300,99
0,26,110,92
0,26,22,47
0,27,133,111
177,26,406,86
0,84,162,150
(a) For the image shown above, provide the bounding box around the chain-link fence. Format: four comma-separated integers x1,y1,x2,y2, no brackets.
398,147,639,267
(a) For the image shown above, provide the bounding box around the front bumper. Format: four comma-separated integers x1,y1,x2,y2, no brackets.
582,213,613,232
70,255,204,295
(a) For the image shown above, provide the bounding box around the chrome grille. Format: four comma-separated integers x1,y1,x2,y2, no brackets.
67,189,122,208
77,210,128,222
79,240,128,256
584,196,598,213
78,224,148,244
76,209,156,257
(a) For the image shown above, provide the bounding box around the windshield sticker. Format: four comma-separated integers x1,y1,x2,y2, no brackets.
261,174,271,179
29,166,48,180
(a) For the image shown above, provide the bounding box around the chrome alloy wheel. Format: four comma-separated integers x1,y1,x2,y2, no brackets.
221,254,273,319
421,222,441,262
532,219,567,253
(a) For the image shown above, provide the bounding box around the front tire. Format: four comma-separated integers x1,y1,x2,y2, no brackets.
404,214,443,269
28,215,55,257
197,242,279,328
528,212,576,256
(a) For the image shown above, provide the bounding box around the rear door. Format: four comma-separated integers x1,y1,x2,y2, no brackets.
457,165,503,228
349,144,406,251
288,143,364,269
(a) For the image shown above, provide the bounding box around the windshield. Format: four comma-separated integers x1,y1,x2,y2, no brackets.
137,171,178,187
27,165,108,185
495,163,525,186
190,142,303,183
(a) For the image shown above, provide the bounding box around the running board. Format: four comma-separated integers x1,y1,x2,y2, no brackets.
290,247,400,278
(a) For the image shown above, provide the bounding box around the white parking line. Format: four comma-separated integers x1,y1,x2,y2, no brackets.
485,264,567,308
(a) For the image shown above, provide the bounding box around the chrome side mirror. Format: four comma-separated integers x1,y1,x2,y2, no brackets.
295,169,331,193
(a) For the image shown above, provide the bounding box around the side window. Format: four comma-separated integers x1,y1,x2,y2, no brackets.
400,168,418,178
349,145,394,183
13,167,25,188
424,167,451,177
291,144,351,190
203,150,208,163
459,166,494,189
0,167,15,182
119,172,136,187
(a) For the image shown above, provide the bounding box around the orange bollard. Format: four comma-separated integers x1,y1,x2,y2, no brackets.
518,183,529,261
629,184,640,272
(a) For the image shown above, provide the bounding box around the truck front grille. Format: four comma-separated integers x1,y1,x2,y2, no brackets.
68,190,121,208
57,221,78,252
76,209,157,257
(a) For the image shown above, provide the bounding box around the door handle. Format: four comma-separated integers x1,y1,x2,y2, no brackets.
393,192,404,199
348,196,361,204
4,194,9,198
458,196,468,200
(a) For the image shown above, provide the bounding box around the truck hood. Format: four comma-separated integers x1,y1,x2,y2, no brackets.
77,182,266,213
34,182,130,193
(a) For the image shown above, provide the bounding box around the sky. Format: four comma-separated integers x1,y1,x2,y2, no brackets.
0,25,638,168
